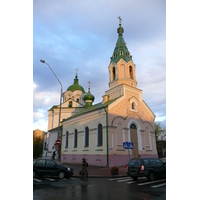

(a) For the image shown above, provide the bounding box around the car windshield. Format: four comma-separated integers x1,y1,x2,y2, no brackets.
54,160,63,165
129,159,141,166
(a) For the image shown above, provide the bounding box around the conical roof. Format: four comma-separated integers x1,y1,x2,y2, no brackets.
67,73,85,93
110,21,132,63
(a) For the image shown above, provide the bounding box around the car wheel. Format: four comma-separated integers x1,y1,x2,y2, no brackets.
58,171,65,179
133,176,138,181
148,171,155,181
33,170,36,178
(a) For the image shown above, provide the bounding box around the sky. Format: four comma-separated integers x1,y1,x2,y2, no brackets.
33,0,166,132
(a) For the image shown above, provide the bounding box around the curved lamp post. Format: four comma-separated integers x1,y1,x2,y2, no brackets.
40,59,63,161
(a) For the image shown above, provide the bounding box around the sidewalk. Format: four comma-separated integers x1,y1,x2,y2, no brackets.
64,163,128,178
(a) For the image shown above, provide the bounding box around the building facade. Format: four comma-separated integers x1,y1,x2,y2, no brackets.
45,20,158,167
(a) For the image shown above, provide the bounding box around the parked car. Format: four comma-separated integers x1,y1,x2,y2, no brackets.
127,158,166,181
33,158,74,179
160,157,166,164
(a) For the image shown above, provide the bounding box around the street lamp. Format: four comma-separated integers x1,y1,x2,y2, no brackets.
40,59,63,161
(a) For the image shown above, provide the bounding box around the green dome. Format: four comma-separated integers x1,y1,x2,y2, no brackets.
83,89,95,102
67,74,85,93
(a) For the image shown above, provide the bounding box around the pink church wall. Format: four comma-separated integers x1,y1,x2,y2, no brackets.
61,154,107,167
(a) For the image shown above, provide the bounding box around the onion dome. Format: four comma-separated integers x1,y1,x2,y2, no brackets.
83,88,95,102
67,73,85,93
83,81,95,108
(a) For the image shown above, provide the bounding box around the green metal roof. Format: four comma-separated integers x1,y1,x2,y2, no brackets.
67,74,85,93
48,105,59,111
110,23,132,63
62,96,121,122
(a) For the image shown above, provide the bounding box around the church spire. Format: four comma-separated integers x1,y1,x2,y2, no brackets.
110,16,132,63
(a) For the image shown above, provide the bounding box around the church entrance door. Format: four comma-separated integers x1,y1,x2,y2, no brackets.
130,124,138,158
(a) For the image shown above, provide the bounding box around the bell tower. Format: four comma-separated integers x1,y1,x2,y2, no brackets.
108,17,137,89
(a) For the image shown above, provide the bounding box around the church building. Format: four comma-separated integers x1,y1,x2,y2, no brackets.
45,19,158,167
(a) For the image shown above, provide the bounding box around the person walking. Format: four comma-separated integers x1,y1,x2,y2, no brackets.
52,151,55,160
81,158,88,181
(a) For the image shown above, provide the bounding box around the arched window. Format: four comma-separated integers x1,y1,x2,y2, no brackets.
74,129,78,148
112,67,116,81
85,127,89,147
97,124,103,146
65,131,69,148
130,124,137,129
129,66,133,79
69,101,72,107
130,100,137,112
76,98,79,103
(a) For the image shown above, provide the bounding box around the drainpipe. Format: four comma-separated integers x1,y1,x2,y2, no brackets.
104,106,109,167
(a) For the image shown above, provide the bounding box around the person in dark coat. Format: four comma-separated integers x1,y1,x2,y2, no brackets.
52,151,55,160
81,158,88,180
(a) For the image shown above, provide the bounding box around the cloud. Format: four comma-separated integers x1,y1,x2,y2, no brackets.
33,0,166,131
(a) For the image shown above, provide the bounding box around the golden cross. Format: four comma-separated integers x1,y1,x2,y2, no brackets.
118,16,122,25
88,81,91,89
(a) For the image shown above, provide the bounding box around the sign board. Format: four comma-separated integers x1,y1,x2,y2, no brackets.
55,139,61,146
123,142,134,149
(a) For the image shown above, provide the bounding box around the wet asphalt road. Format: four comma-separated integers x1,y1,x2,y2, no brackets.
33,176,166,200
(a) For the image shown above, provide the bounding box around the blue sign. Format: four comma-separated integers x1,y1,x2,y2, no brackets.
123,142,134,149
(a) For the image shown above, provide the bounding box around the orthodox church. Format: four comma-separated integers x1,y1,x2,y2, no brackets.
45,19,158,167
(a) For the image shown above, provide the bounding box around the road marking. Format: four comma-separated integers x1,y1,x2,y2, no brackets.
151,183,166,188
117,178,133,182
45,178,55,181
108,177,130,181
33,178,42,182
138,177,147,180
137,179,166,186
127,181,137,184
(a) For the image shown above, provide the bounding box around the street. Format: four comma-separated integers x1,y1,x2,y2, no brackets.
33,176,166,200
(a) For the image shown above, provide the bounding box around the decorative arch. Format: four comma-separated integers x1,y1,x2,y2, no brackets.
128,119,142,151
144,126,152,151
129,66,133,79
116,122,124,149
130,123,139,158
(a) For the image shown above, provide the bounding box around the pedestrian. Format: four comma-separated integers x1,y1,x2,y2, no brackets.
52,151,55,160
81,158,88,180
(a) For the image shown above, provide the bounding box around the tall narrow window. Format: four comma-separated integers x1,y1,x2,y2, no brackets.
132,102,134,109
74,129,77,148
65,131,69,148
85,127,89,147
112,67,116,81
129,66,133,79
69,101,72,107
98,124,103,146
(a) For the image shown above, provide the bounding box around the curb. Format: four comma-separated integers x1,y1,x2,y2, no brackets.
72,175,128,178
